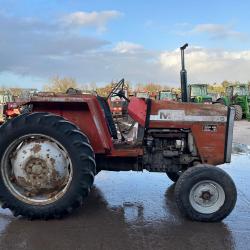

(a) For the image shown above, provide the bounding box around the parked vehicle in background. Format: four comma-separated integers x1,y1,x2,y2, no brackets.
107,80,129,118
188,84,213,104
0,91,18,124
158,90,178,101
135,91,150,99
216,84,250,121
108,97,123,117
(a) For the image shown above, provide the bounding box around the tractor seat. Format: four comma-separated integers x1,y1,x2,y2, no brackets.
97,96,118,139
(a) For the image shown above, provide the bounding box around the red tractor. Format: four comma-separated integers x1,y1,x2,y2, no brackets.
0,44,237,222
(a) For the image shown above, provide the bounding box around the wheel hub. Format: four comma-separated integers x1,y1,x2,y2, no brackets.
200,191,212,201
189,180,225,214
23,158,50,189
11,139,70,194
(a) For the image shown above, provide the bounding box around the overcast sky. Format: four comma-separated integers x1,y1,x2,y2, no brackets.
0,0,249,89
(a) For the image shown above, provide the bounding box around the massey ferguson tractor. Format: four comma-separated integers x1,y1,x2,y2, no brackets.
0,44,237,222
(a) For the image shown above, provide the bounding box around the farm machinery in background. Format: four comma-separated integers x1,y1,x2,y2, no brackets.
135,91,150,99
107,80,129,118
0,91,20,124
216,84,250,121
188,84,213,104
157,89,179,101
0,88,38,124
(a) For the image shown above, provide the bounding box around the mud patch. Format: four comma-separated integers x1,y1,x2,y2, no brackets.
30,144,42,154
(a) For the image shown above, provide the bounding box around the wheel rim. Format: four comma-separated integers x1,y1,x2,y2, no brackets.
1,134,73,205
189,180,225,214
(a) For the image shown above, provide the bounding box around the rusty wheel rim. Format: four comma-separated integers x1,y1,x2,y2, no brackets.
1,134,73,205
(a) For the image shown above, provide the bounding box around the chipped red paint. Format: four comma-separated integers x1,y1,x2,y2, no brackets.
31,94,113,154
149,100,228,165
30,94,228,166
127,97,147,126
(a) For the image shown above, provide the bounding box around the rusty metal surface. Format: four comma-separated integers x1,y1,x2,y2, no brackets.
0,146,249,249
12,139,68,192
31,93,94,103
2,135,72,205
31,95,113,154
30,94,229,165
148,101,228,166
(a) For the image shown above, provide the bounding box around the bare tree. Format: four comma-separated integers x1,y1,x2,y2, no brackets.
44,76,78,93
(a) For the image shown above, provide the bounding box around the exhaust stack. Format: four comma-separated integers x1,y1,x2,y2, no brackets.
180,43,189,102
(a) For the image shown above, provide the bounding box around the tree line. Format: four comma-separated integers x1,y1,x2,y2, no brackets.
1,76,250,97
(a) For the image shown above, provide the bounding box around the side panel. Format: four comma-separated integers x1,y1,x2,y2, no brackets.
30,95,113,154
127,97,147,126
149,100,228,165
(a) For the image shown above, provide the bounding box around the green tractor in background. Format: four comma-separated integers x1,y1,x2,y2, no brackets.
216,84,250,121
188,84,213,104
157,90,178,101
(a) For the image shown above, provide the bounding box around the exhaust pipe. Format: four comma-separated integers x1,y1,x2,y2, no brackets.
180,43,188,102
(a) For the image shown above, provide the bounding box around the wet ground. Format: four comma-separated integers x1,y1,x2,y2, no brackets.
234,120,250,145
0,144,250,250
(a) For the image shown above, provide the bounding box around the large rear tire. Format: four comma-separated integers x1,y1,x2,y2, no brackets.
0,112,95,219
232,105,243,120
175,165,237,222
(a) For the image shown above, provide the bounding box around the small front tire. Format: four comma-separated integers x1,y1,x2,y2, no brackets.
175,165,237,222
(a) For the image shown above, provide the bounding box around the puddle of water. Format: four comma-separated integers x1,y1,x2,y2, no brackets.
0,208,13,237
232,142,250,155
0,143,249,250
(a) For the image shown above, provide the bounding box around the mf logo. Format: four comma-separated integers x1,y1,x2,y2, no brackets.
159,111,171,120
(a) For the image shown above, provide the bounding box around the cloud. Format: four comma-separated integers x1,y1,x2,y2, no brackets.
192,23,247,40
0,13,109,76
159,47,250,83
61,10,122,32
113,41,143,54
1,13,250,89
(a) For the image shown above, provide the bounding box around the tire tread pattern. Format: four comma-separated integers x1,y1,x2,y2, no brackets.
0,112,95,220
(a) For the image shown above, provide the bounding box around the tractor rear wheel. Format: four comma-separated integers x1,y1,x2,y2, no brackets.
0,112,95,219
232,105,243,120
175,165,237,222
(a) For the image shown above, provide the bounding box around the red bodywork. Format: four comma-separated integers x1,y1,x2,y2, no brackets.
30,94,142,157
30,94,228,165
128,97,227,165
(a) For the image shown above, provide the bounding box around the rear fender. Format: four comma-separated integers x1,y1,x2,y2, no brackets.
29,95,113,154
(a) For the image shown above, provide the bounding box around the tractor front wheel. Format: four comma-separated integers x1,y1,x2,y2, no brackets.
232,105,243,120
166,171,181,183
0,112,96,219
175,165,237,222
